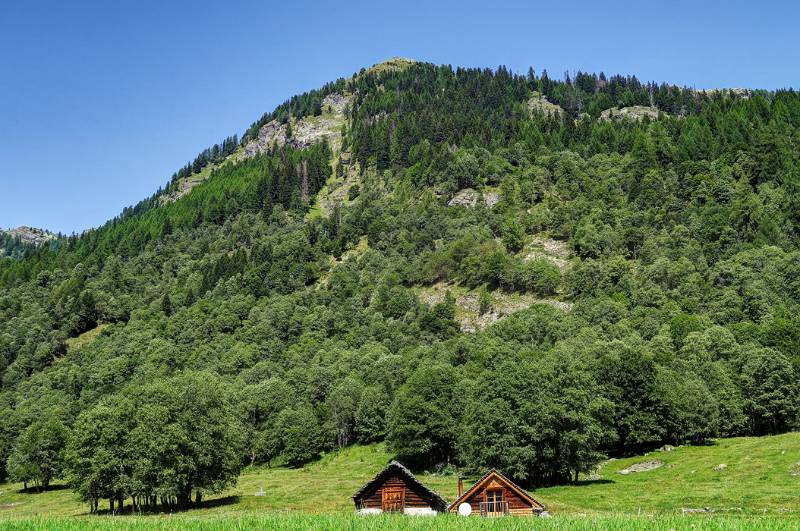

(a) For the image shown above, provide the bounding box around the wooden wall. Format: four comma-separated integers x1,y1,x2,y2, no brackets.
451,477,536,516
357,472,439,510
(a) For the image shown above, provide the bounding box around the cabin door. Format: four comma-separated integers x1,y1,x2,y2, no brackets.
381,486,405,512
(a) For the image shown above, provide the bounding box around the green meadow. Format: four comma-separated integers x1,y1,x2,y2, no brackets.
1,433,798,528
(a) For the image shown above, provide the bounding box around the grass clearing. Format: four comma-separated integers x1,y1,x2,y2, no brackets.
64,324,110,353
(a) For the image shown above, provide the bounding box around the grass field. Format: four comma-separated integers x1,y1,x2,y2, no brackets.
2,513,799,530
1,433,799,528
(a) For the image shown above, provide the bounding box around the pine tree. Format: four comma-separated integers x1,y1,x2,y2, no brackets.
161,293,172,316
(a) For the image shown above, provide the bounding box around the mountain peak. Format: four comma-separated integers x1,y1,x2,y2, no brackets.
367,57,417,74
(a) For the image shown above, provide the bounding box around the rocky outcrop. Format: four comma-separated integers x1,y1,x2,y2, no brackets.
447,188,501,208
322,92,350,114
417,282,572,333
528,92,565,118
2,226,56,246
163,93,352,205
618,460,663,474
600,105,664,122
522,235,572,271
700,88,752,99
242,120,288,157
240,93,352,160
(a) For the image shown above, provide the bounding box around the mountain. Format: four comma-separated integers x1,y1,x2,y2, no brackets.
0,59,799,512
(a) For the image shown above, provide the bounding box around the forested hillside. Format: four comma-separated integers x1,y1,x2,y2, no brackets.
1,59,799,512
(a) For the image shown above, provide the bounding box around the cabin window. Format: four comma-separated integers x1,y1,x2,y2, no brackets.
486,489,504,514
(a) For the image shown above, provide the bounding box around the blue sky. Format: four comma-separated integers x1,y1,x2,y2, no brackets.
1,0,798,234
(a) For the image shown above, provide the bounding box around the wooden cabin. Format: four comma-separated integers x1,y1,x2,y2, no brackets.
447,469,545,517
352,461,447,516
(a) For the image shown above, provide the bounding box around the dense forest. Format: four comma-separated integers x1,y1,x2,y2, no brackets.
1,60,799,512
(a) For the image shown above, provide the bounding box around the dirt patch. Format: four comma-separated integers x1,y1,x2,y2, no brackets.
0,503,21,510
790,462,800,477
618,460,663,475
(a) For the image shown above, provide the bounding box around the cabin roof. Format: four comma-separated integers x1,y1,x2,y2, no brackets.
447,468,545,512
352,460,448,511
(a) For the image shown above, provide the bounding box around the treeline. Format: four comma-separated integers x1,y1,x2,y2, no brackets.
243,77,348,142
349,62,796,183
166,134,240,190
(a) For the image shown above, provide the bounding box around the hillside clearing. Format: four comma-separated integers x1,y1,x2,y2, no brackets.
64,324,110,353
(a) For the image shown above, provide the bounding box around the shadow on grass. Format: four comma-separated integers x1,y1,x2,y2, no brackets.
16,484,71,495
570,479,615,487
95,495,241,516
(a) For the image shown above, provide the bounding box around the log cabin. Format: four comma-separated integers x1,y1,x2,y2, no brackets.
447,469,546,517
352,461,448,516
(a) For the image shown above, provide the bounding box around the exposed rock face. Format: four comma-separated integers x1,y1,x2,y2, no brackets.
240,93,352,159
417,282,571,333
701,88,752,99
243,120,288,157
322,92,350,114
163,93,352,205
600,105,664,122
447,188,501,208
483,192,501,207
528,92,565,117
2,226,56,246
